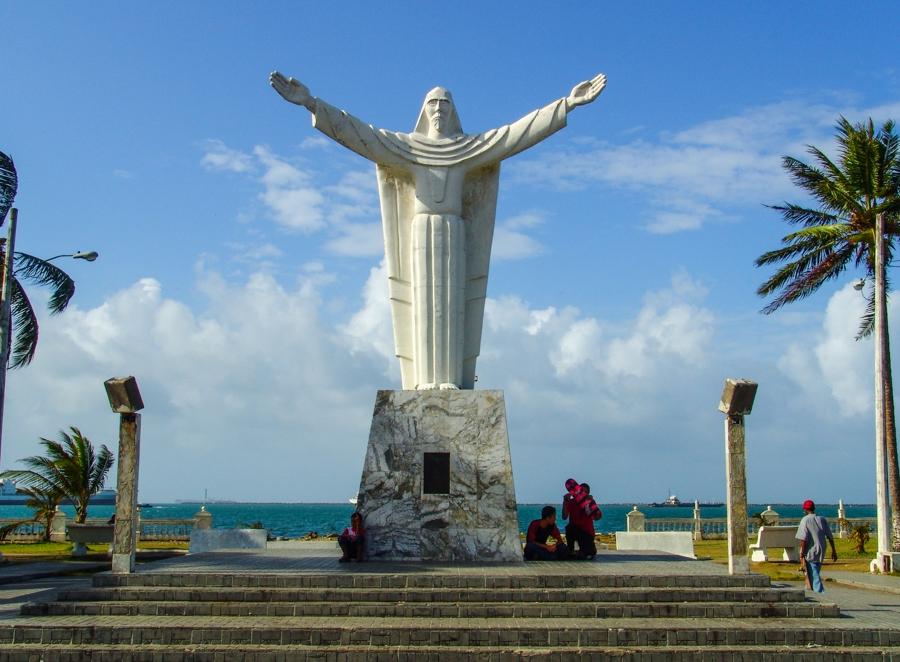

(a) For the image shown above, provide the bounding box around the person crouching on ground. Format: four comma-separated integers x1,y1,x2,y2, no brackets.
563,481,602,559
339,511,365,562
795,499,837,592
524,505,569,560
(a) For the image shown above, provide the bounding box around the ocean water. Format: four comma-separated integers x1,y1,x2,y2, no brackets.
0,502,876,537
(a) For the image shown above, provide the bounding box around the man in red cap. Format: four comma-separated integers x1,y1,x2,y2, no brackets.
795,499,837,592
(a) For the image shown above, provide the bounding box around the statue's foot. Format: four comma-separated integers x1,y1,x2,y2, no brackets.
417,383,438,390
439,383,460,390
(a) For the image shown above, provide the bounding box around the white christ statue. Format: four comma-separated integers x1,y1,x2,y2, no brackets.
270,71,606,390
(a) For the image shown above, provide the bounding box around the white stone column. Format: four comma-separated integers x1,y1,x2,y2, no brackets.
693,501,702,542
626,506,645,532
49,507,67,543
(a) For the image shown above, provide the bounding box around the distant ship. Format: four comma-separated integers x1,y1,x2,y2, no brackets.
348,496,358,506
650,493,723,508
0,478,116,506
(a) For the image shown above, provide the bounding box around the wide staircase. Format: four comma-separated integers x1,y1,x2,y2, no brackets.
2,568,898,660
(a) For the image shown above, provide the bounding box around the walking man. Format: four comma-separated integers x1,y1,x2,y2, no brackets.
795,499,837,592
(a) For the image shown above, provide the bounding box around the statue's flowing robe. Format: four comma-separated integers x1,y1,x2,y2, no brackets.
312,98,568,389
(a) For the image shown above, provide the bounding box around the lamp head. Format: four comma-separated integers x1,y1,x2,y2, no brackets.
718,378,758,416
104,376,144,413
73,251,99,262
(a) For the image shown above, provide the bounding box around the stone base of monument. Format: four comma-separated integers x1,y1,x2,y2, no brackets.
357,390,522,562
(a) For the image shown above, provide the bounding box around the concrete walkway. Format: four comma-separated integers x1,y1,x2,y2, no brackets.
829,570,900,594
0,560,107,585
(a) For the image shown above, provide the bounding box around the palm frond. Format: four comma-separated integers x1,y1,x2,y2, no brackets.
13,252,75,314
9,278,38,369
766,203,842,227
760,243,855,313
0,151,16,225
857,287,876,339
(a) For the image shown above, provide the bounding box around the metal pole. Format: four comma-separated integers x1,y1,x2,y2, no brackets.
0,208,18,464
874,211,892,572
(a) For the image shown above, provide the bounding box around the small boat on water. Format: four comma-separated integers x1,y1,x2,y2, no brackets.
650,492,723,508
348,496,358,506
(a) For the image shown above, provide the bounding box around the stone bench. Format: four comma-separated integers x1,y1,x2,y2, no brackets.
67,523,114,557
749,525,800,562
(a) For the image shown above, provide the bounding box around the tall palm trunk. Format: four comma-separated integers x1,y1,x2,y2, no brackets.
882,286,900,551
883,352,900,552
876,211,900,553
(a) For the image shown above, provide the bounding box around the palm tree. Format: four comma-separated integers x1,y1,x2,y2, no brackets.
0,427,114,523
22,486,62,542
755,117,900,550
0,150,77,368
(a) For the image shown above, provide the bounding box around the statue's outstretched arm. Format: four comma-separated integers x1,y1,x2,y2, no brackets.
467,73,607,167
269,70,405,166
270,71,317,112
566,73,607,110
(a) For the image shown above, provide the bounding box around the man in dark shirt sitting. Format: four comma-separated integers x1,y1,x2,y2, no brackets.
524,505,569,560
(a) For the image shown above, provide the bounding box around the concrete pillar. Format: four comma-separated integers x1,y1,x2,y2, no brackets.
194,506,213,530
693,500,703,542
760,505,779,526
725,414,749,574
111,412,140,574
838,499,849,539
718,378,757,576
626,506,645,532
49,508,67,543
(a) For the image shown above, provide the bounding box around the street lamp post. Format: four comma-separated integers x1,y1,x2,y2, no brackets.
0,208,19,466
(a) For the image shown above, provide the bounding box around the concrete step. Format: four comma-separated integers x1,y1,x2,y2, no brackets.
0,616,891,647
21,598,840,619
56,584,807,604
91,571,772,590
2,643,900,662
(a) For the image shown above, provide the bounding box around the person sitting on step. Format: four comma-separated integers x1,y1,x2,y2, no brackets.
524,505,569,561
339,511,365,562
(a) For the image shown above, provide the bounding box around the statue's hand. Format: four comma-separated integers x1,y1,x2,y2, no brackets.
567,73,607,109
269,71,314,110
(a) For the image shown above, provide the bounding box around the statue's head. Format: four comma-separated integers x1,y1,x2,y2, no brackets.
414,87,463,139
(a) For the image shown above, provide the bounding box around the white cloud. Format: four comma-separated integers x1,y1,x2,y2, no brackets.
510,98,900,234
325,223,383,257
493,211,545,260
777,283,878,417
4,265,886,504
200,139,254,173
112,168,134,179
202,142,381,249
253,145,325,232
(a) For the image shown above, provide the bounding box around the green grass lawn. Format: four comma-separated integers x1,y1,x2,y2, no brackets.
0,540,188,558
693,536,877,581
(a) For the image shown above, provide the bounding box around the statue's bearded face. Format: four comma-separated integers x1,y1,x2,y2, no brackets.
425,95,453,135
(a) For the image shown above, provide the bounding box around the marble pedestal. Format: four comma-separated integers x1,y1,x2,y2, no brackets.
357,390,521,562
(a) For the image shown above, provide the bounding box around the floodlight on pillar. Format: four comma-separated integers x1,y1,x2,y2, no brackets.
104,376,144,414
718,378,758,416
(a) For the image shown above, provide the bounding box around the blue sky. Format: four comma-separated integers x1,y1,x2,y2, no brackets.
2,2,899,504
